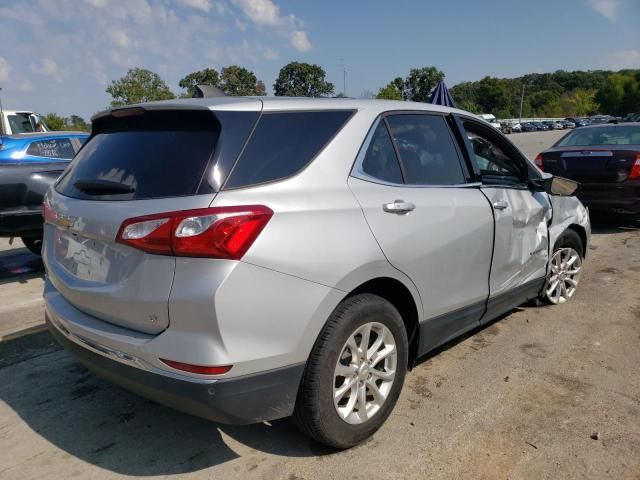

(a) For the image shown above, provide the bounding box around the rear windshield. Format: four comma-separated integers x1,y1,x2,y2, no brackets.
555,125,640,147
56,110,254,200
224,110,354,189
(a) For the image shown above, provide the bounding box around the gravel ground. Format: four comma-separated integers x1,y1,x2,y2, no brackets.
0,129,639,480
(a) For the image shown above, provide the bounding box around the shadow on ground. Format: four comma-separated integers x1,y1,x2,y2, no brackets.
0,331,333,476
0,247,43,283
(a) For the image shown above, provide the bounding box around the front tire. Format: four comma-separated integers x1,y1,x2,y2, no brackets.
540,230,584,305
293,294,408,449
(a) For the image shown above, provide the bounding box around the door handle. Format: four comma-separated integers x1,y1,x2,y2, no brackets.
383,200,415,214
492,200,508,210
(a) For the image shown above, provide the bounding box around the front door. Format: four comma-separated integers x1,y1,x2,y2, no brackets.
349,113,494,352
456,117,551,321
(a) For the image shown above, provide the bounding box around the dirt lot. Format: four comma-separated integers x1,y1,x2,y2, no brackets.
1,130,639,479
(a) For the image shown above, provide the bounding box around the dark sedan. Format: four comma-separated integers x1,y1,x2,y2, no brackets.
535,123,640,216
520,122,538,132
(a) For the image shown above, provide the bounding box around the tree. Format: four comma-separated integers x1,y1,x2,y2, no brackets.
596,72,640,116
219,65,266,96
43,113,65,131
376,82,403,100
273,62,334,97
179,68,220,98
66,114,90,131
106,68,175,107
404,66,444,102
561,89,599,117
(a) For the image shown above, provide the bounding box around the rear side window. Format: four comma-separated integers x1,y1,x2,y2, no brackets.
26,138,76,159
361,121,403,184
224,110,353,189
385,114,465,185
56,110,221,200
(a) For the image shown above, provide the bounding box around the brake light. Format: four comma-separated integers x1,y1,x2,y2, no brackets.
534,153,544,171
116,205,273,259
629,154,640,180
160,358,232,375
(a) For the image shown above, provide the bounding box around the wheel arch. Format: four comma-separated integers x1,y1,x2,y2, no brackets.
565,224,588,258
344,277,421,368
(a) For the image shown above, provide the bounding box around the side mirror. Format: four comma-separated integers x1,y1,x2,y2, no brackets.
544,176,579,196
529,176,579,196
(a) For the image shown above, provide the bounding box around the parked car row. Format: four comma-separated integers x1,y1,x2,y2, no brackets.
501,115,626,134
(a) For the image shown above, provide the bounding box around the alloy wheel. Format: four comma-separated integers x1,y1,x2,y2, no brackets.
333,322,397,425
545,247,582,304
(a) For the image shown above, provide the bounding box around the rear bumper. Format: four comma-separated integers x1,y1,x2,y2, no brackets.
578,182,640,215
0,208,43,236
46,312,304,424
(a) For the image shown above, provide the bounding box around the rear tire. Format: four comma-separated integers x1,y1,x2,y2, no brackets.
293,294,408,449
21,235,43,256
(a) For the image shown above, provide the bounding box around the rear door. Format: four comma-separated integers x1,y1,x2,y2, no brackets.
455,117,551,319
43,107,260,334
349,112,494,351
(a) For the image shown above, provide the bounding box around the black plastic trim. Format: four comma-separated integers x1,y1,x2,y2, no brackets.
47,314,305,425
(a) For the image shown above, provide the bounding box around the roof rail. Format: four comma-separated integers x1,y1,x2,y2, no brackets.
192,85,227,98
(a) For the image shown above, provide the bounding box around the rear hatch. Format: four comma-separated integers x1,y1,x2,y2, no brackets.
43,104,260,334
540,146,638,183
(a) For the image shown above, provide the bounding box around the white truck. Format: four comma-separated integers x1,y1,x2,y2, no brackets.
0,110,49,135
478,113,502,130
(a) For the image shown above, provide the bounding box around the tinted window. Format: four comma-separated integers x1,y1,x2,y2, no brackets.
26,139,76,159
57,110,220,200
386,114,465,185
463,122,526,186
224,110,353,189
555,125,640,146
8,114,34,134
361,121,403,184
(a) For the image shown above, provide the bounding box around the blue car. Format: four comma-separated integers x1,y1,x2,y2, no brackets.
0,130,89,254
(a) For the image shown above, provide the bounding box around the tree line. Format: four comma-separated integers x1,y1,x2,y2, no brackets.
43,64,640,131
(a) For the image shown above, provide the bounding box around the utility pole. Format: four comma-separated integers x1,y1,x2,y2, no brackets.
519,83,525,123
340,58,346,97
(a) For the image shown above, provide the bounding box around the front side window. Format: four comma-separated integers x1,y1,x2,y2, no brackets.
463,122,526,186
385,114,465,185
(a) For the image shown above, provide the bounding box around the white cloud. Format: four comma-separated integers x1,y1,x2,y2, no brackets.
231,0,312,51
235,18,247,31
609,49,640,69
85,0,109,7
0,57,10,82
587,0,618,22
30,58,61,77
178,0,211,12
232,0,280,26
290,30,311,52
109,29,130,48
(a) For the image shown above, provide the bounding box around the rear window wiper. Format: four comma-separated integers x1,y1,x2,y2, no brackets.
74,179,135,194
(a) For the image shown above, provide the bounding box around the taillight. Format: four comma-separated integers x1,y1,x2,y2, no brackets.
534,153,544,171
42,200,57,224
160,358,232,375
116,205,273,259
629,154,640,180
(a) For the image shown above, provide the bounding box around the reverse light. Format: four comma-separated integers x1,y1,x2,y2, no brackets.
534,153,544,171
116,205,273,259
629,154,640,180
160,358,232,375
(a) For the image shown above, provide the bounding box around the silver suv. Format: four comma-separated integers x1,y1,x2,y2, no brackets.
43,98,590,448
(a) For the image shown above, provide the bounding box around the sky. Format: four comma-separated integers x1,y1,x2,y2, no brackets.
0,0,638,119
